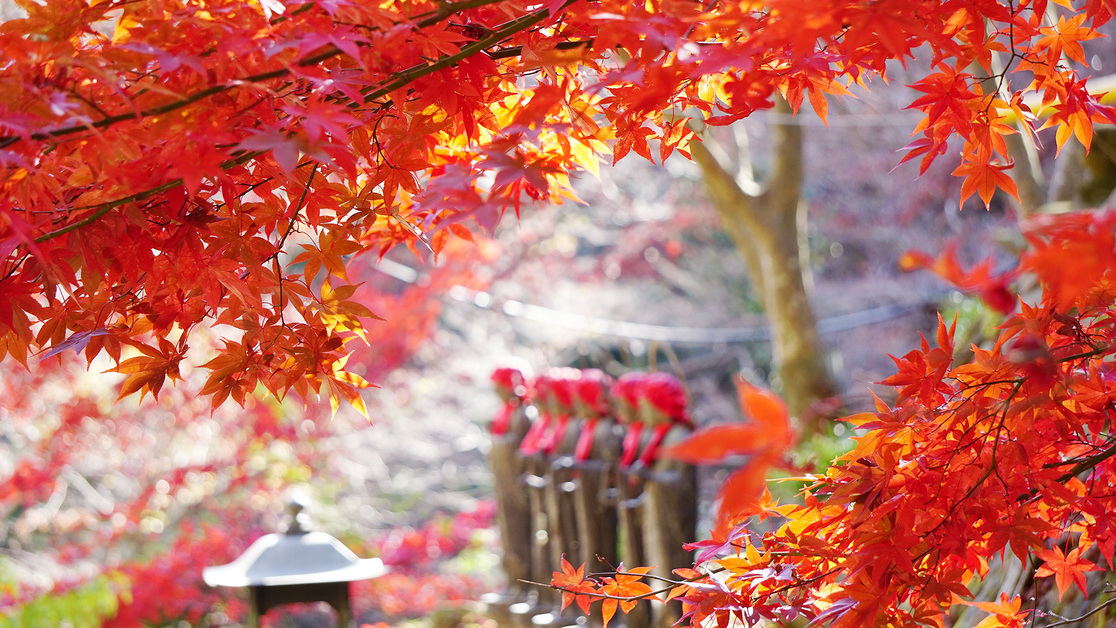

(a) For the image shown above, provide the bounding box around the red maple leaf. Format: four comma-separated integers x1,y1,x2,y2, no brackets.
952,158,1019,209
899,243,1017,314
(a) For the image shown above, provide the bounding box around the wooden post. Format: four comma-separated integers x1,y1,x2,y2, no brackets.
612,373,652,628
572,420,622,573
636,373,698,628
519,373,560,611
543,374,583,578
570,370,622,575
490,368,535,603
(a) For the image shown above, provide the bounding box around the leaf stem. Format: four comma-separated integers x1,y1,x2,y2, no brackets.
1041,595,1116,627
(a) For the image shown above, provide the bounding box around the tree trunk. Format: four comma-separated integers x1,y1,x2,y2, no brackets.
688,99,838,427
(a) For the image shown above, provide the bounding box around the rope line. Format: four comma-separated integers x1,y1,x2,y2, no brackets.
376,258,941,344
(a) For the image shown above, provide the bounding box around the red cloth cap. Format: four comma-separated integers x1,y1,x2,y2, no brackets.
640,372,690,424
491,367,524,392
574,369,611,417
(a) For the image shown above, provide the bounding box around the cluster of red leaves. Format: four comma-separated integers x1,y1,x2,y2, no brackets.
899,243,1018,315
351,504,498,621
354,571,491,620
0,196,484,626
2,0,1114,411
1,351,497,626
104,520,253,627
375,502,496,569
556,210,1116,627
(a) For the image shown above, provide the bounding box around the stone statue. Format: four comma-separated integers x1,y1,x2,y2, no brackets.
541,369,584,579
518,373,558,611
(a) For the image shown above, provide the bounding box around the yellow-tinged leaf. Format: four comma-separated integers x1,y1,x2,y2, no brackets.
112,14,143,43
745,540,761,564
841,412,877,427
322,282,360,301
321,377,341,417
345,384,369,418
112,355,164,374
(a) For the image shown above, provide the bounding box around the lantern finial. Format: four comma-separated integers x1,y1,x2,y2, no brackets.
285,493,311,535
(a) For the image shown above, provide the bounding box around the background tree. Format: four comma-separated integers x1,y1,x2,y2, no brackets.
688,100,838,425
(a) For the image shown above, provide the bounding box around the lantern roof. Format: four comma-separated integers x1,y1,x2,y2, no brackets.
203,496,386,588
203,531,387,587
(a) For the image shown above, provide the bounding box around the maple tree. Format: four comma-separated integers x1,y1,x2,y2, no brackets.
4,0,1116,411
0,214,492,627
553,209,1116,626
6,0,1116,626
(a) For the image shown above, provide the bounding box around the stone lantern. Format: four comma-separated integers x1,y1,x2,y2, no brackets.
203,496,387,627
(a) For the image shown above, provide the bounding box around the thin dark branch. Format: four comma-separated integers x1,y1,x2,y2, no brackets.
1041,595,1116,627
33,150,261,242
486,39,593,60
273,164,318,321
1056,440,1116,482
0,0,516,150
357,4,561,104
28,1,571,242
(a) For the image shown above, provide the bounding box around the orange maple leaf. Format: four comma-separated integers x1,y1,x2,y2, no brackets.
1034,546,1099,598
952,158,1019,208
552,557,596,613
958,592,1028,628
599,565,653,628
1034,14,1098,65
662,423,777,463
899,243,1017,314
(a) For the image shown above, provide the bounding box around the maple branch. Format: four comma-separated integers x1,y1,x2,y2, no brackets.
32,150,262,243
0,0,520,150
1054,439,1116,482
922,380,1023,538
1054,343,1110,363
274,164,318,322
988,392,1016,492
486,39,594,60
542,563,726,608
546,561,842,616
32,179,184,243
1041,594,1116,627
26,1,572,242
357,4,566,105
